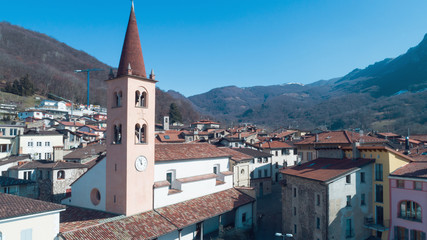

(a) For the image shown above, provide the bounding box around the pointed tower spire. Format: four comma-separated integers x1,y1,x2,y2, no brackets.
117,1,147,78
149,68,155,80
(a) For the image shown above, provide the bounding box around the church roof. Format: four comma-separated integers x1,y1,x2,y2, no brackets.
117,2,147,78
59,188,254,239
155,143,230,161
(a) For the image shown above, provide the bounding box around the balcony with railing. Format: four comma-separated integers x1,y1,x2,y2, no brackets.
364,217,389,232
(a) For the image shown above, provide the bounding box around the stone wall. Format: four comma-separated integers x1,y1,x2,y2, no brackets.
281,175,327,240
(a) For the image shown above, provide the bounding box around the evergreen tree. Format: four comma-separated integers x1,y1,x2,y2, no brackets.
169,103,182,124
3,74,34,96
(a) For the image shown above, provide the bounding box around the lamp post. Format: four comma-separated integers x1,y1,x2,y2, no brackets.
275,232,294,239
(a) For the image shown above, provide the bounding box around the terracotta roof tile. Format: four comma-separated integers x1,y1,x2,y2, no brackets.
411,134,427,142
295,131,387,145
232,148,272,158
272,131,297,138
9,160,89,170
60,188,254,239
252,140,294,149
59,121,85,127
220,171,233,176
218,147,253,162
0,155,31,166
60,206,118,232
397,138,421,144
155,143,230,161
0,193,65,220
409,148,427,162
377,132,400,138
63,144,106,160
280,158,375,182
76,131,98,137
153,180,170,188
390,162,427,178
156,132,185,143
84,125,106,131
155,188,254,229
227,132,256,139
60,209,174,240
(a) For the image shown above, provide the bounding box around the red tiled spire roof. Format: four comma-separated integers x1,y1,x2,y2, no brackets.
117,2,147,78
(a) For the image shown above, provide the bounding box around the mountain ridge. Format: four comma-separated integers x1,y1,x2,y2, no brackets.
0,22,199,124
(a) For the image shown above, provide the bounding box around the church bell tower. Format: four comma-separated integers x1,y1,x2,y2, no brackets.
105,1,156,216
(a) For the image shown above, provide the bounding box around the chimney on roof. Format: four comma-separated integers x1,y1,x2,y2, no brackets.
53,146,64,162
238,132,242,139
352,142,360,160
315,133,319,142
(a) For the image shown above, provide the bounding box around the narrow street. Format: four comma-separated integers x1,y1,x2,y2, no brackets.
215,183,283,240
254,183,283,240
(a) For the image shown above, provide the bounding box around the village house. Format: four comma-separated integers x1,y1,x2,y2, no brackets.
18,110,45,120
8,160,90,203
280,154,374,240
388,161,427,240
269,130,298,141
0,155,31,177
13,129,63,160
294,130,387,163
250,140,298,183
233,147,273,197
56,121,85,132
0,176,37,198
220,131,258,148
56,129,83,150
343,146,413,240
190,120,220,131
77,124,106,139
0,124,24,159
63,143,106,164
0,124,25,138
219,147,253,188
0,193,65,239
376,132,401,141
156,130,186,143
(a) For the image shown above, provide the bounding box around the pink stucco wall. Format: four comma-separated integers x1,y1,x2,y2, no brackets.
389,178,427,239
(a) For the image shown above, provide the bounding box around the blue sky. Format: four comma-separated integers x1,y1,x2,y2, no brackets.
2,0,427,96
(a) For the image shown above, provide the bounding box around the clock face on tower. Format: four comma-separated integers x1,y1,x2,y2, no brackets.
135,155,148,172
